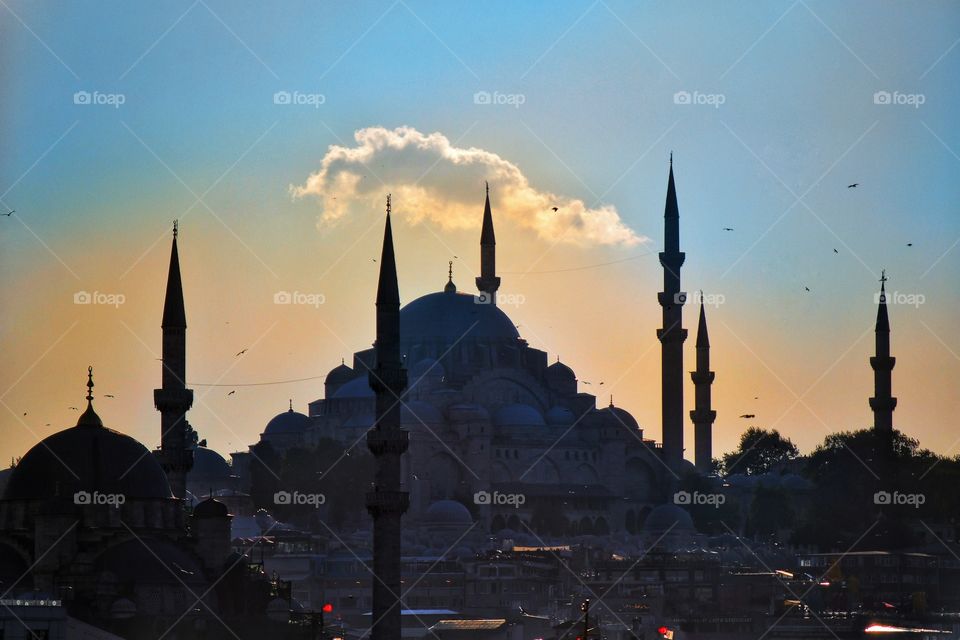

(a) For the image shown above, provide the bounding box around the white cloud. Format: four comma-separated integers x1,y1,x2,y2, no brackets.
290,126,645,247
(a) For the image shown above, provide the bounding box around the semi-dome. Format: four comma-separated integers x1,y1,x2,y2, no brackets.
401,400,443,425
332,375,375,399
493,403,545,427
545,405,575,425
325,361,355,386
446,403,490,423
400,291,520,343
188,446,231,483
264,405,311,435
4,418,172,501
423,499,472,525
643,504,695,534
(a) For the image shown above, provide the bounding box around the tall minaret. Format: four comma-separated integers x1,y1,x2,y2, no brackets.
690,299,716,473
475,182,501,305
870,270,896,433
366,196,409,640
658,155,687,472
154,221,194,499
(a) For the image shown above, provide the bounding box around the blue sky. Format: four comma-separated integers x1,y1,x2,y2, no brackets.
1,1,958,462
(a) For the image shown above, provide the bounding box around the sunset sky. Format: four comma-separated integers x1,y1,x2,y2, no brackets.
1,1,958,467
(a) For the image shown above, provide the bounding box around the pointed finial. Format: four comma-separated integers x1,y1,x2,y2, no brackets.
880,269,887,284
669,151,673,166
173,219,178,239
485,180,489,197
386,193,392,216
341,357,345,365
609,395,614,408
288,398,293,412
444,260,456,293
86,366,94,403
556,355,560,363
448,260,453,282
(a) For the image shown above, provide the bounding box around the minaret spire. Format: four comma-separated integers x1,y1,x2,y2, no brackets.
367,195,409,640
870,270,896,433
658,156,687,473
476,182,501,305
690,300,716,472
154,221,194,499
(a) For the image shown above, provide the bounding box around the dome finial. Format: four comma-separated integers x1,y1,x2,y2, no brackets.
173,219,178,239
609,395,614,408
77,366,103,427
288,398,293,412
444,260,456,293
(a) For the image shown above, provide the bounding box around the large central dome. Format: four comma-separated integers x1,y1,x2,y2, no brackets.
400,290,520,343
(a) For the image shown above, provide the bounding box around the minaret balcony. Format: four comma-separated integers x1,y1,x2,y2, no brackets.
153,388,194,411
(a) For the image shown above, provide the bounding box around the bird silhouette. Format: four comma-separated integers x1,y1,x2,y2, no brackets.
906,243,913,247
68,406,78,411
847,183,859,188
833,248,838,254
551,206,559,212
722,227,734,231
104,394,115,398
227,390,236,396
739,414,755,419
235,349,248,357
372,258,377,262
2,210,13,217
582,381,592,385
22,412,27,416
804,286,811,292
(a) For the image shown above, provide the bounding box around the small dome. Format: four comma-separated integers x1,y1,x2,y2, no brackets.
643,504,695,534
423,500,472,525
194,497,230,519
401,400,443,426
264,407,311,435
188,447,231,483
332,375,375,399
603,405,639,431
546,360,575,381
493,403,545,427
446,403,490,423
325,362,355,386
545,406,575,425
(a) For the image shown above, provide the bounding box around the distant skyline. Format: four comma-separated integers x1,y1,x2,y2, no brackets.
1,1,958,466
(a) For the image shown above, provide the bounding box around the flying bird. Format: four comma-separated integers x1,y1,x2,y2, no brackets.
833,248,838,254
235,349,248,357
906,243,913,247
722,227,734,231
2,210,13,217
22,412,27,416
847,183,858,188
68,406,78,411
582,381,592,385
804,286,810,292
227,390,236,396
739,414,755,419
104,394,115,398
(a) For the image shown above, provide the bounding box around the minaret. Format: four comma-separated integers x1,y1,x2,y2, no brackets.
870,270,896,433
154,221,194,499
690,299,716,473
366,195,409,640
475,182,501,305
658,155,687,472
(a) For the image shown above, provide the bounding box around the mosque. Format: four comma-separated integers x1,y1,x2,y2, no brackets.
244,160,716,539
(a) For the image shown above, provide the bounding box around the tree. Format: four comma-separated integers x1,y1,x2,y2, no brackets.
721,427,799,476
